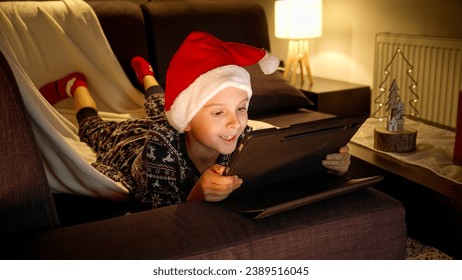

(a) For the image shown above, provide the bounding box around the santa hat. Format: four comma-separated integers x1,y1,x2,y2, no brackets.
165,31,279,133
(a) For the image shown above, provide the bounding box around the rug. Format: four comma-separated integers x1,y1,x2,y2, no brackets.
406,238,453,260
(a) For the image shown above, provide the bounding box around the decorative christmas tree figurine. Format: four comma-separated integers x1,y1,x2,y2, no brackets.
373,49,418,153
372,48,419,120
385,79,405,132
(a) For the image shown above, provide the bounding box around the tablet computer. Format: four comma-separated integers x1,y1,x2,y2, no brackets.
220,113,383,219
223,113,369,195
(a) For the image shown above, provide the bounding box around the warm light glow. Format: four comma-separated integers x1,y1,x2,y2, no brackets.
275,0,323,39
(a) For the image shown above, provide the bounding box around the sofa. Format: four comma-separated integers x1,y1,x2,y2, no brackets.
0,0,407,259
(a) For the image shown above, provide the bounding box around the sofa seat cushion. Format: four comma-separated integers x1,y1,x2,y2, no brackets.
10,188,406,259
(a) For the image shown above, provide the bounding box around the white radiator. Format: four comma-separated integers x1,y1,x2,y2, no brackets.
372,33,462,129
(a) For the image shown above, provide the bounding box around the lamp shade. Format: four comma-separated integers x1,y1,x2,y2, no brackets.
275,0,323,39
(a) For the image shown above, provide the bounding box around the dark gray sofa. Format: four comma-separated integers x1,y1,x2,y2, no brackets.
0,0,407,259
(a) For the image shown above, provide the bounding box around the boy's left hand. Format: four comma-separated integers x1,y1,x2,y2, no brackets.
321,145,351,174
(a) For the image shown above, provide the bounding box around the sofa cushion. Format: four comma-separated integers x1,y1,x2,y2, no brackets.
245,64,313,117
141,0,271,87
88,0,149,91
8,188,406,259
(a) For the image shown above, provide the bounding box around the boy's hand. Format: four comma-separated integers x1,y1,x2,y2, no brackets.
187,164,243,202
322,145,351,174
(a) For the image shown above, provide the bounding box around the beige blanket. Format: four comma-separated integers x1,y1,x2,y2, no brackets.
0,0,147,199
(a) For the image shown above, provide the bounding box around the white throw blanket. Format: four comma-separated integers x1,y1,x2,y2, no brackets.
0,0,147,200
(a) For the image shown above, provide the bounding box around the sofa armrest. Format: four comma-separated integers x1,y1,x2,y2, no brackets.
7,188,406,259
0,50,59,235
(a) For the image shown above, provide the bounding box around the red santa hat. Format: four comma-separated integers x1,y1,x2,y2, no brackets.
164,31,279,133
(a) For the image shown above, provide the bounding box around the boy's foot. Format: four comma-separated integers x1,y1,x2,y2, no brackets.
131,56,154,87
39,72,87,105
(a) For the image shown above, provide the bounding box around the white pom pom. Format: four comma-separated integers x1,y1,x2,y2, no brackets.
258,53,280,75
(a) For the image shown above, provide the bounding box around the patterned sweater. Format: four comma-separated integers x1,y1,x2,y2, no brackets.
79,92,247,208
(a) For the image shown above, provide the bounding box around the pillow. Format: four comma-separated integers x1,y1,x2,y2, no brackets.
245,64,312,118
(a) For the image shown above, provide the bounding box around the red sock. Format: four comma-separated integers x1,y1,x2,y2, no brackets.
131,56,153,87
39,72,87,105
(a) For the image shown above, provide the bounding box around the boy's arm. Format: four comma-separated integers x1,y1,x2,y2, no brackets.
131,139,184,208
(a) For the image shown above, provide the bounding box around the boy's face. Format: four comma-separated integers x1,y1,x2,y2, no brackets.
185,87,249,156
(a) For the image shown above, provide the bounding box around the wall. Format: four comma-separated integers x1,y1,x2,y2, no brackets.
255,0,462,87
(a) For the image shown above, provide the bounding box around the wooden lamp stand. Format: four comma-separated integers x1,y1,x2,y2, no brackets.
283,40,313,86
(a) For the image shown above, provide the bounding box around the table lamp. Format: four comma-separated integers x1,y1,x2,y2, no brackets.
275,0,322,86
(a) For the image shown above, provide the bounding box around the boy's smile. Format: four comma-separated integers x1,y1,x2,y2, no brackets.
220,135,237,141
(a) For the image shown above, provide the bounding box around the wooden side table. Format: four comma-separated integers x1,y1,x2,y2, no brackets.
347,142,462,259
297,76,371,116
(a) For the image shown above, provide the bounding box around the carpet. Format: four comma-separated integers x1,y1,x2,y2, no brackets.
406,238,453,260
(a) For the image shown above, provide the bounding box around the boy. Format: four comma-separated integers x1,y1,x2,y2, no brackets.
39,31,350,208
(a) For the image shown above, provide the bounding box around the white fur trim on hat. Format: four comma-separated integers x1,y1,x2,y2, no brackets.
165,65,252,133
258,53,280,74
